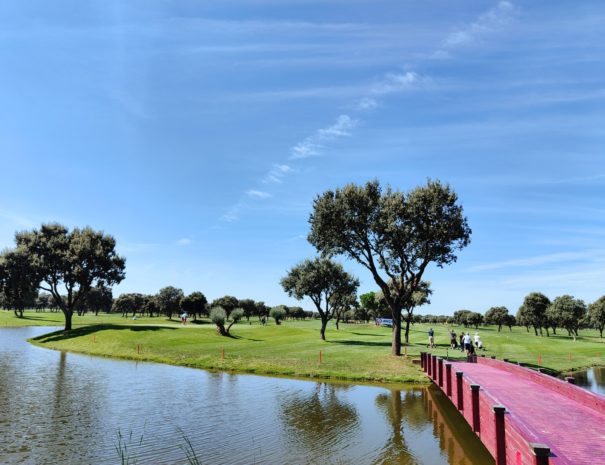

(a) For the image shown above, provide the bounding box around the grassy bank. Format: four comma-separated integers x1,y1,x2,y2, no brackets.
4,310,605,383
29,319,425,383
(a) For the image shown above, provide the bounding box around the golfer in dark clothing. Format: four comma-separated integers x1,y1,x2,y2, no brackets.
450,330,458,349
428,328,435,348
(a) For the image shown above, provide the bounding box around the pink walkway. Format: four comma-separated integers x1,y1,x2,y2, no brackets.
449,360,605,465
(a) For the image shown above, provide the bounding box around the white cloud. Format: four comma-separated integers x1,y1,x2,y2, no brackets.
356,97,378,110
441,1,516,50
468,250,604,272
371,71,419,95
221,206,240,222
263,163,293,183
290,114,357,159
318,114,356,137
246,189,272,198
176,238,192,246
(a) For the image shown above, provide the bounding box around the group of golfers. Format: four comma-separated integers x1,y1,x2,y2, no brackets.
427,327,484,354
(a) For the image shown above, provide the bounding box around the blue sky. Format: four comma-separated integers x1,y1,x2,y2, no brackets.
1,1,604,314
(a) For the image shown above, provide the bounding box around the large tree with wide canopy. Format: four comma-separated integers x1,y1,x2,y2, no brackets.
308,179,471,355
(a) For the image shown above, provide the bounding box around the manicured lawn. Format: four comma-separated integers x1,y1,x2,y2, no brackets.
4,310,605,383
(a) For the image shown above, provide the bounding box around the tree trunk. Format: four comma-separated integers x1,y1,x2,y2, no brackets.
64,310,73,331
391,311,402,356
534,327,538,336
404,313,411,344
497,324,501,332
320,318,328,340
545,327,550,337
335,317,340,330
599,327,603,338
216,322,228,336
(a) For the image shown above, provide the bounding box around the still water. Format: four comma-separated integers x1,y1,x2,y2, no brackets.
573,367,605,396
0,327,493,464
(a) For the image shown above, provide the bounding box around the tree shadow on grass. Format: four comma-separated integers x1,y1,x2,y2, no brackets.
16,314,62,321
349,332,386,337
31,324,175,343
327,339,391,347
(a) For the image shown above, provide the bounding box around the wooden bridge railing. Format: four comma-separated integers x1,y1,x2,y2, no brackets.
421,352,560,465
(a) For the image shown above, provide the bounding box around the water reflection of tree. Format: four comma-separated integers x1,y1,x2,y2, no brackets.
372,389,429,465
423,386,494,465
279,383,360,462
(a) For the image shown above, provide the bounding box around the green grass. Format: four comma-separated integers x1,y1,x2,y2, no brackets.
4,310,605,383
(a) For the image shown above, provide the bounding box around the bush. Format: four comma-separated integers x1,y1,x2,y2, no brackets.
210,307,226,326
269,306,287,325
230,307,244,323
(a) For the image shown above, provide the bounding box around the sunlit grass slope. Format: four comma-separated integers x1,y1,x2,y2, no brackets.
4,310,604,382
29,318,425,383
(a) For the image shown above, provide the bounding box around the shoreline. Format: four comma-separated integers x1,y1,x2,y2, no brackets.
4,313,605,384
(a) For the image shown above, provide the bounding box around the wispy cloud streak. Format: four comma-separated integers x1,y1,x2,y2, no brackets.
246,189,272,198
291,114,357,160
263,164,293,184
435,1,516,57
222,1,517,222
469,250,604,272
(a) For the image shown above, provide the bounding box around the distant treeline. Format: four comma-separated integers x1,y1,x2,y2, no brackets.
415,292,605,339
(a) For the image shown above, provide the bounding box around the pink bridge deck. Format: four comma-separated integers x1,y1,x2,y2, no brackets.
422,353,605,465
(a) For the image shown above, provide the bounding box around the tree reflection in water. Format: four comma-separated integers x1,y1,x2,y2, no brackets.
573,367,605,396
279,382,360,462
372,386,494,465
423,385,494,465
373,389,429,464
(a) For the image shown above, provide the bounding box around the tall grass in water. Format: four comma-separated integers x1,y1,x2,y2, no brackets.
114,428,144,465
115,427,203,465
178,427,202,465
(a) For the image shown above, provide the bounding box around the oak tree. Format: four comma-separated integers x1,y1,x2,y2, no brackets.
309,180,470,355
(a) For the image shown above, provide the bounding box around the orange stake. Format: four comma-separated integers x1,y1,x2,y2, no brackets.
221,348,225,360
137,344,140,354
569,352,572,361
538,355,542,365
319,350,322,365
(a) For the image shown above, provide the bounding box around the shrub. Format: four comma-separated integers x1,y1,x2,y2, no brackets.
269,306,287,325
210,307,227,335
230,308,244,323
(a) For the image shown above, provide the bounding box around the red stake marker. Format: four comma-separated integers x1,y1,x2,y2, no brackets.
319,350,322,365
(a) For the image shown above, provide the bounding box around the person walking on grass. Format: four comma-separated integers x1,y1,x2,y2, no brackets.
463,332,472,355
428,328,435,348
450,329,458,349
459,332,465,351
475,333,485,351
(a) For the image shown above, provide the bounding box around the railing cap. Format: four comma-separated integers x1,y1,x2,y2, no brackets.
529,443,551,457
493,405,506,413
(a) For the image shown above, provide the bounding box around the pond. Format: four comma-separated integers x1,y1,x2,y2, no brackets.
572,367,605,396
0,327,493,464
